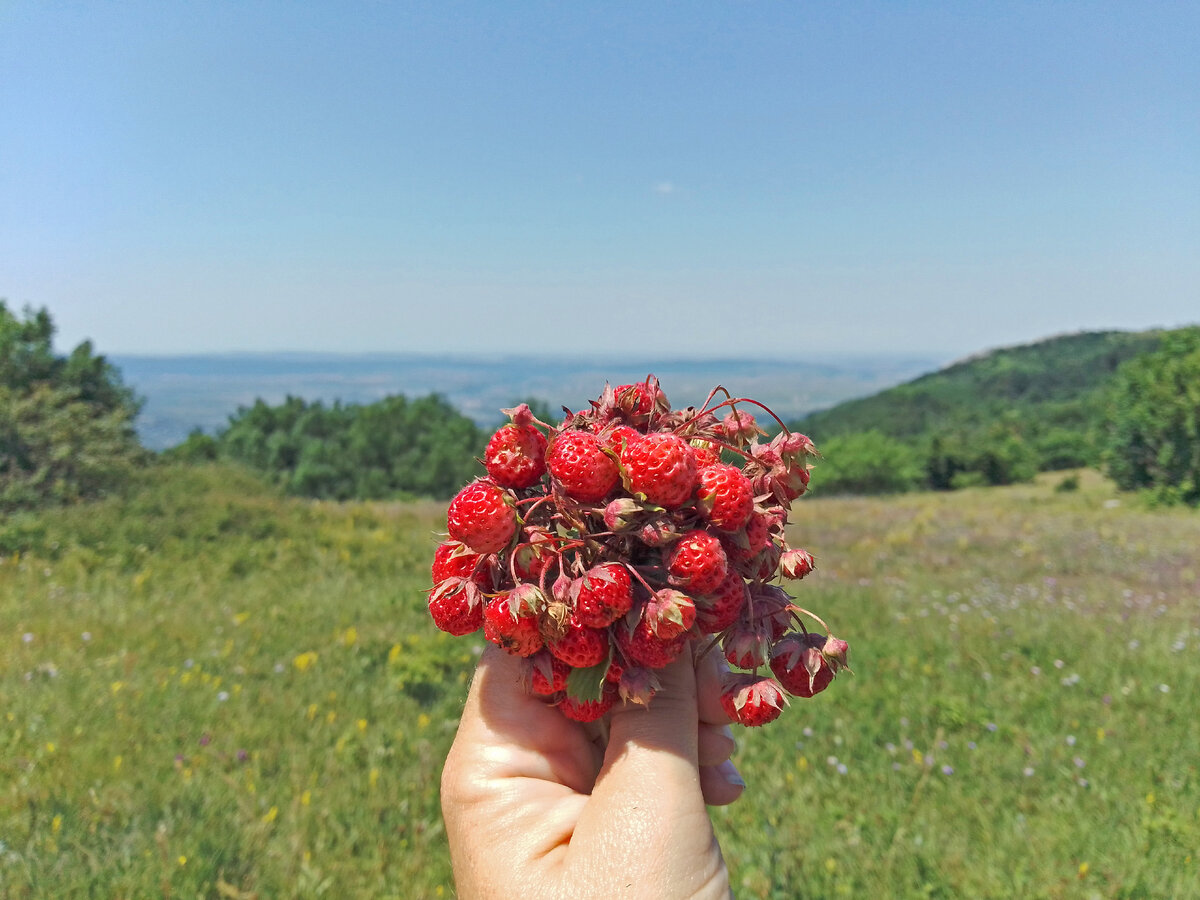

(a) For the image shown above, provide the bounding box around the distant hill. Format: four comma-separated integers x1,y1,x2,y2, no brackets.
112,352,944,450
793,329,1174,479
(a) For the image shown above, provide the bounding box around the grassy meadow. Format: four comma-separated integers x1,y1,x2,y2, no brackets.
2,464,1198,898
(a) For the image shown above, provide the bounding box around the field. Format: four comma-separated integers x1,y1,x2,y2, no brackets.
2,464,1198,898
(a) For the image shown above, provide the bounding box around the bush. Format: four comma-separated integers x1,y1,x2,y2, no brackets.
212,393,485,500
1104,327,1200,505
810,431,923,495
0,302,147,510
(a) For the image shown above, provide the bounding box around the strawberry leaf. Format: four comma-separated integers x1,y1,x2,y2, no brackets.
565,655,611,702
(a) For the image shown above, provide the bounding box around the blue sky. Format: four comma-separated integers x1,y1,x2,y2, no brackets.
2,1,1197,359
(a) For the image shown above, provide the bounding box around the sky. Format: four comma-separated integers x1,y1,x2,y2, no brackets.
2,1,1197,360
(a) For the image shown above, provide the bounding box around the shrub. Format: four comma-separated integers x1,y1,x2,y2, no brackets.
810,430,923,495
0,302,147,510
1104,327,1200,505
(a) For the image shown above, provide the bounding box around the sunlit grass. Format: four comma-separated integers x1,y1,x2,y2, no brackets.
2,464,1198,897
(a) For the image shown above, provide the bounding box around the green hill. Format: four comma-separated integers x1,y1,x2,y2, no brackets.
794,329,1175,491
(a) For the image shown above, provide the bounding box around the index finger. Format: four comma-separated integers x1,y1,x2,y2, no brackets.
694,639,733,726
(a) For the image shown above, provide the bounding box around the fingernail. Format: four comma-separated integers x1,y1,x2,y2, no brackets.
718,759,745,788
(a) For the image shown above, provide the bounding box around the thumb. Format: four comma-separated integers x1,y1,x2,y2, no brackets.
570,643,726,895
604,641,701,765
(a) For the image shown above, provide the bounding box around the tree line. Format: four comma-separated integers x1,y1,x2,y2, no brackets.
2,301,1198,510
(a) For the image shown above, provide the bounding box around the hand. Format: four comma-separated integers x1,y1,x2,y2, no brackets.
440,641,743,899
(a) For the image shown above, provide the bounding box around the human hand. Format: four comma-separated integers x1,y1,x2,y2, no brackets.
440,641,743,899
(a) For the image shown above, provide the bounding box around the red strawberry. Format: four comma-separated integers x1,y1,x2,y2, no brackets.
483,591,543,657
721,618,773,669
696,464,754,532
642,588,696,640
695,569,748,634
447,479,517,555
690,441,721,469
620,432,698,509
428,578,484,636
618,618,689,668
600,423,642,455
558,684,618,722
769,632,834,698
547,430,620,502
615,382,658,417
573,563,634,628
665,529,728,595
548,616,610,668
719,673,788,727
528,651,571,695
737,542,782,582
431,540,491,587
485,422,547,489
512,531,558,581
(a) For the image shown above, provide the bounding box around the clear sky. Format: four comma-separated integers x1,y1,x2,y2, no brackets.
2,1,1197,359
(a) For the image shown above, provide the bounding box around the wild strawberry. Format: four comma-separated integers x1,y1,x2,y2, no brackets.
528,651,571,695
719,673,787,727
737,542,782,582
447,479,517,555
722,410,763,442
695,569,748,633
485,422,547,489
548,616,610,668
428,578,485,636
696,464,754,532
600,423,642,455
637,515,682,547
780,548,815,580
431,540,491,587
722,619,773,669
769,632,834,698
665,529,728,595
618,618,689,668
547,430,619,502
748,583,795,640
602,497,647,532
615,383,658,417
573,563,634,628
512,531,557,580
781,463,811,500
690,441,721,469
821,635,851,672
617,667,662,706
483,591,544,657
723,510,772,563
558,684,618,722
620,432,698,509
641,588,696,640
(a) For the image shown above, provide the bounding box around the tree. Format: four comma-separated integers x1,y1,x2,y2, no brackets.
213,392,485,500
0,301,147,509
810,430,923,495
1104,327,1200,505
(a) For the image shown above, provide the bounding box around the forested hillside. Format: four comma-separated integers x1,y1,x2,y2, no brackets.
793,329,1176,493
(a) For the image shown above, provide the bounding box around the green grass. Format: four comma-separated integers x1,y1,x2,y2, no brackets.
2,465,1198,898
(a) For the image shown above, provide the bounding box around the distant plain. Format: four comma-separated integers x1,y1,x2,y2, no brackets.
113,352,945,449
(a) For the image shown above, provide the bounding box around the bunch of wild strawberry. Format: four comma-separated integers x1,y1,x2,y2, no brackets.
427,377,849,726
